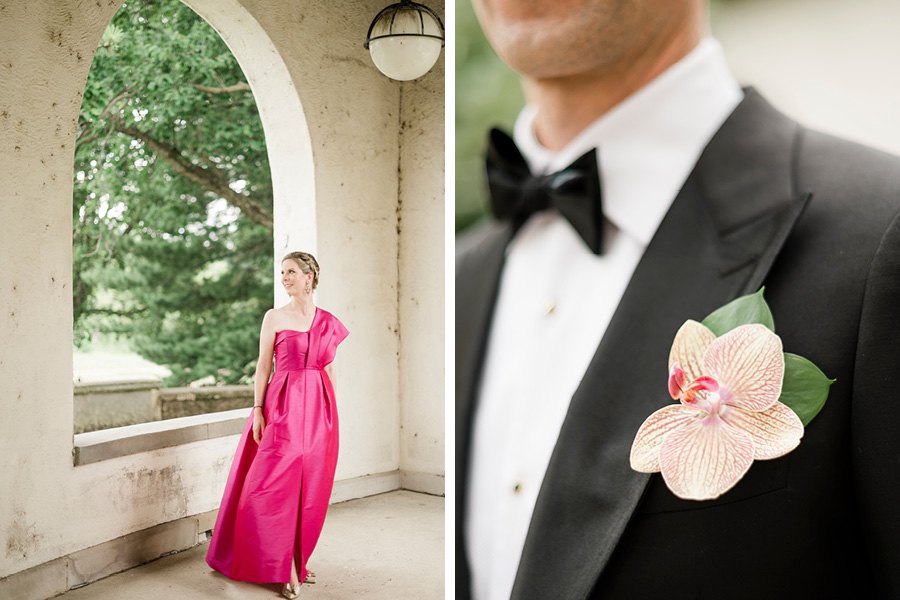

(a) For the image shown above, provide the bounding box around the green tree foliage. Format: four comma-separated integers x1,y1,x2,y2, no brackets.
456,0,524,231
74,0,273,386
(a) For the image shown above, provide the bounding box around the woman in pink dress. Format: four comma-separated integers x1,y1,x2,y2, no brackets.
205,251,349,599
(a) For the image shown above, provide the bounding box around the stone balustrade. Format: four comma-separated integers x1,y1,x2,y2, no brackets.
74,381,254,433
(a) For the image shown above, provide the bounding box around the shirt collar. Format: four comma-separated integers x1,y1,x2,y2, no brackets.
513,38,743,247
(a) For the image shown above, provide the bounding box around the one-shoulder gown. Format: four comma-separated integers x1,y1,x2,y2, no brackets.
206,307,349,586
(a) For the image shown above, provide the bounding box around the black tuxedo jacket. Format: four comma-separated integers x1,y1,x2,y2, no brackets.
456,89,900,599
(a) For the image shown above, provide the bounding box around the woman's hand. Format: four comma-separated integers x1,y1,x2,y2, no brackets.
252,407,266,444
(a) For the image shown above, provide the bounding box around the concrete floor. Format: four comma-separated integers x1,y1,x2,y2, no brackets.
52,490,444,599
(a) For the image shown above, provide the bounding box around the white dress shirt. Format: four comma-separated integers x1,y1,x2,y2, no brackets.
465,38,743,600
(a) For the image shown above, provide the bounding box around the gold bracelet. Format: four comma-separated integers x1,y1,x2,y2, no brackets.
253,404,263,409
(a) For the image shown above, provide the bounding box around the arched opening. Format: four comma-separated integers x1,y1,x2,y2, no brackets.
73,0,315,432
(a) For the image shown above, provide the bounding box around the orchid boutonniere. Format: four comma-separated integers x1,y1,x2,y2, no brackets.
630,289,834,501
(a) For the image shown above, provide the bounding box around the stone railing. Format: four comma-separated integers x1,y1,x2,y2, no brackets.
157,385,255,419
74,381,254,433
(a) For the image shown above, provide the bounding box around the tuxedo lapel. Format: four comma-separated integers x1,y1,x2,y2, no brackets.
455,219,514,594
509,89,811,599
456,220,514,455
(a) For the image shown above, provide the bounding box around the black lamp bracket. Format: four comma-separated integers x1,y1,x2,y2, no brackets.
364,0,445,49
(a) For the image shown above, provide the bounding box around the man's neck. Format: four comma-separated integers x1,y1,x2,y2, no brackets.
524,24,703,151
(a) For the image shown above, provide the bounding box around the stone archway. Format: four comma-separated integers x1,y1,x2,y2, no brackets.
183,0,317,285
70,0,320,424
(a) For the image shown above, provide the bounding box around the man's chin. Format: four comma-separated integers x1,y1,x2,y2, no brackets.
497,39,620,82
484,14,627,79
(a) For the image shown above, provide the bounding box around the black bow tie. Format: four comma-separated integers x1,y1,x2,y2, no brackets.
486,128,604,254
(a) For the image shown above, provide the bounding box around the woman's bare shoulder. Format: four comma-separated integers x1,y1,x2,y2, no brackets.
260,307,279,329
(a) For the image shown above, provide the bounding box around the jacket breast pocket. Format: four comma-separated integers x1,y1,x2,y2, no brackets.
636,454,791,514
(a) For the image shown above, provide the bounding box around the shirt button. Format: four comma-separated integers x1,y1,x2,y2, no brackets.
543,302,556,316
513,481,523,494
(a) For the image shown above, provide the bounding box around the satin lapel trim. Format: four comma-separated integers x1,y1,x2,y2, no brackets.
511,91,810,600
456,220,514,454
455,220,514,592
739,192,811,295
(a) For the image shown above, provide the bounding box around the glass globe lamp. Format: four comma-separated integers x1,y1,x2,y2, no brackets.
364,0,444,81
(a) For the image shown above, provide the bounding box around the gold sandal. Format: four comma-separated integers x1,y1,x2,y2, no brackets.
304,570,316,584
281,582,300,599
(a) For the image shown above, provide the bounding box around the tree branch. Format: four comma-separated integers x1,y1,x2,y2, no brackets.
193,82,251,94
76,87,135,147
83,306,149,317
112,122,274,229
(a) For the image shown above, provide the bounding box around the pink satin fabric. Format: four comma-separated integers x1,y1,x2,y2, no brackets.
206,307,349,585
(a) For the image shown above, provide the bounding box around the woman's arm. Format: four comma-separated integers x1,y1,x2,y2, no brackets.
254,309,276,404
252,309,276,443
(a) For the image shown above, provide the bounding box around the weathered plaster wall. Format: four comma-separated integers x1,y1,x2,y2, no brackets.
398,5,445,490
227,0,405,482
0,0,442,579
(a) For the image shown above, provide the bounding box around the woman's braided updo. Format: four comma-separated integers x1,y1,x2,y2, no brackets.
282,251,320,290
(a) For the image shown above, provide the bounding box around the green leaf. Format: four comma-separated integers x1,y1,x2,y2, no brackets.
778,353,835,426
702,287,775,336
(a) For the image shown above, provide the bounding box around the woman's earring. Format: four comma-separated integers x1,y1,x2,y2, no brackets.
305,281,311,294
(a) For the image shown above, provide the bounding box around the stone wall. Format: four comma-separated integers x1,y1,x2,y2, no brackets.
398,13,446,494
74,380,161,433
158,385,255,420
74,382,256,433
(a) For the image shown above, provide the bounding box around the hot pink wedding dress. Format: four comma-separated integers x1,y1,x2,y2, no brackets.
205,307,349,586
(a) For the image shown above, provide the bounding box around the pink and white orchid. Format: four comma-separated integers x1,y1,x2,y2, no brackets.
630,320,804,501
